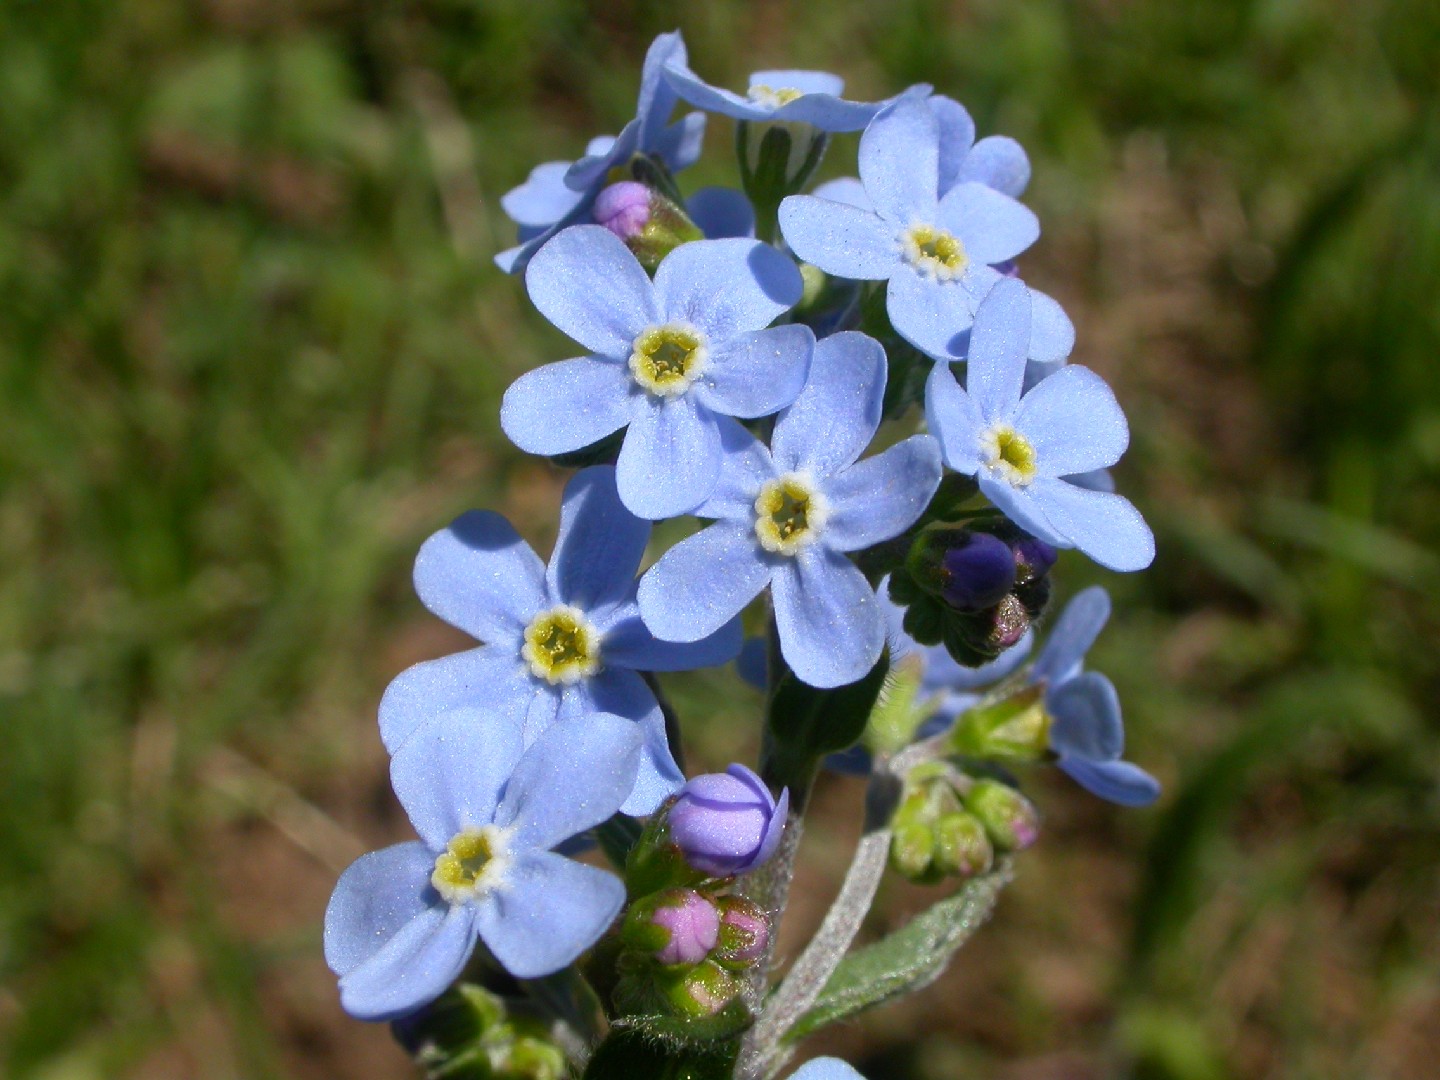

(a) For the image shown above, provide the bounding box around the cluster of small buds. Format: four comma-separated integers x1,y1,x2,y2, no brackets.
392,984,566,1080
324,27,1165,1078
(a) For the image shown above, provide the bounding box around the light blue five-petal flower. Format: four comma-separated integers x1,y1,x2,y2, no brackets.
1031,586,1160,806
379,466,740,815
637,332,941,689
661,64,886,131
502,227,813,519
324,709,640,1021
925,278,1155,572
496,31,706,273
779,96,1040,363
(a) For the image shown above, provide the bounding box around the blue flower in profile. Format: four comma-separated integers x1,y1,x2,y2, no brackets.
379,466,740,815
496,31,706,273
779,97,1039,362
637,332,942,689
792,1059,867,1080
324,709,640,1021
925,278,1154,572
501,227,812,519
1031,587,1160,806
661,65,885,131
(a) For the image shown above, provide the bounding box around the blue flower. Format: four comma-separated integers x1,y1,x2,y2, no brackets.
1031,587,1160,806
379,466,740,815
324,709,640,1020
666,764,788,876
502,227,813,519
792,1059,867,1080
924,278,1155,572
637,332,942,689
496,31,706,273
661,65,886,132
779,97,1039,363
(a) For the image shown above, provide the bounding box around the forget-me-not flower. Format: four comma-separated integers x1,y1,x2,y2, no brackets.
1029,586,1160,806
496,31,706,273
779,97,1039,364
925,278,1155,572
661,65,885,132
501,227,812,519
379,466,740,815
637,332,941,689
324,708,639,1020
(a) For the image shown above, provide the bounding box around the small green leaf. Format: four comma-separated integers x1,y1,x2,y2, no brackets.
784,860,1013,1043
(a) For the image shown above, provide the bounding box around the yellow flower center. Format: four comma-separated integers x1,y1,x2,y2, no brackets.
629,324,708,397
431,826,509,904
748,84,805,109
754,474,829,555
901,224,969,281
522,605,601,684
981,425,1038,486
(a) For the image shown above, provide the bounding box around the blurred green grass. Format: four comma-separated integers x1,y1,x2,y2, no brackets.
1,1,1437,1077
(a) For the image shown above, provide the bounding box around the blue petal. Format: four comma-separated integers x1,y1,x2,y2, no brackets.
750,69,845,97
773,548,885,689
413,512,547,642
1014,365,1129,477
1027,287,1075,364
931,95,977,196
662,63,762,120
654,238,802,342
938,181,1039,266
735,636,768,689
579,668,682,814
325,842,439,977
379,646,530,753
1058,756,1161,807
565,122,637,193
525,225,657,357
771,94,882,131
859,98,939,224
477,851,626,978
1026,479,1155,572
494,712,642,850
501,356,632,457
957,135,1031,197
779,196,902,280
887,268,980,360
978,475,1067,546
687,186,754,239
1047,670,1125,759
338,904,479,1022
548,466,649,613
601,603,744,672
792,1058,868,1080
824,435,942,551
772,330,886,475
694,324,814,419
390,706,524,849
1032,585,1111,686
616,396,723,520
810,177,870,211
964,277,1031,423
924,363,984,475
501,161,583,228
1066,468,1116,493
638,522,771,643
636,31,688,144
652,112,707,171
690,416,776,519
926,629,1034,693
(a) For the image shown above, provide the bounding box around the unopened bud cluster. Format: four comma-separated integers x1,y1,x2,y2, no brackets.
392,984,567,1080
889,763,1038,885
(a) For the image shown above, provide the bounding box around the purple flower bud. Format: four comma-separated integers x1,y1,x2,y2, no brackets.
940,532,1017,611
1012,536,1058,582
650,889,721,966
667,764,789,877
594,181,653,241
714,897,769,969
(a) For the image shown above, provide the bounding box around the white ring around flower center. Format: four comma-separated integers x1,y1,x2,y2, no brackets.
522,604,602,684
754,473,829,555
629,322,709,398
900,223,969,282
980,424,1038,487
431,824,512,905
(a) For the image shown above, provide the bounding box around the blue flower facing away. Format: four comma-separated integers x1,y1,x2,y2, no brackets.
502,227,813,519
1031,586,1160,806
496,31,706,273
324,709,640,1021
637,331,942,689
662,64,886,132
379,466,740,815
779,97,1040,363
925,278,1155,572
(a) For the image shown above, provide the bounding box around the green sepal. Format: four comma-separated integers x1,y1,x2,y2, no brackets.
783,860,1013,1044
623,800,710,899
763,650,889,806
949,683,1050,762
